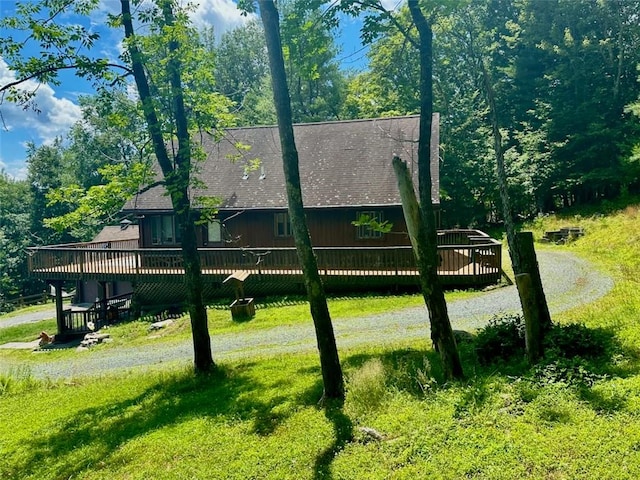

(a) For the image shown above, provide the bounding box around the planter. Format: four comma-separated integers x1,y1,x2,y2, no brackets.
230,297,255,321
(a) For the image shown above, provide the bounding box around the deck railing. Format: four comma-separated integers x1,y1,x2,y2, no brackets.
62,292,133,334
28,230,502,286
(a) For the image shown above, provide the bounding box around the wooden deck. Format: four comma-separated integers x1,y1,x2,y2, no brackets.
28,229,503,289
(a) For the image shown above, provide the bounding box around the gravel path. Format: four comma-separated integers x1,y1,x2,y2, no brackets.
0,250,613,379
0,306,58,329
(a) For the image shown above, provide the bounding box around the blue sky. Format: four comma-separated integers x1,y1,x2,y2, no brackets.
0,0,381,180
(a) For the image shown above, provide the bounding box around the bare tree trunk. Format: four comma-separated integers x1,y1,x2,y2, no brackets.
121,0,213,372
408,1,464,380
393,157,463,380
479,58,552,337
258,0,344,400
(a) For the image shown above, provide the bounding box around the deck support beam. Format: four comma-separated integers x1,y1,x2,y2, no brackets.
51,280,66,337
98,281,108,325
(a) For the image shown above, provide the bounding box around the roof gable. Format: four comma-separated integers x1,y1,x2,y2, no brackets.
124,115,439,212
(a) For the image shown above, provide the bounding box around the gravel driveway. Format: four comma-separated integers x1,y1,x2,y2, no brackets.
0,307,58,329
1,250,613,380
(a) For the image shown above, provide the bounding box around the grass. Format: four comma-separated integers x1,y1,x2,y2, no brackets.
1,199,640,478
0,318,57,345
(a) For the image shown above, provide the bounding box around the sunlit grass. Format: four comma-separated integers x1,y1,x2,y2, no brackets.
2,334,640,479
0,318,56,345
2,201,640,478
0,289,482,355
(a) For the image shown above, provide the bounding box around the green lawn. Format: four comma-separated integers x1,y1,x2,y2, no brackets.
1,201,640,479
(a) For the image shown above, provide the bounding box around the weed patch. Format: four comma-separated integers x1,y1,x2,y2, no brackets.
475,314,526,365
345,359,388,418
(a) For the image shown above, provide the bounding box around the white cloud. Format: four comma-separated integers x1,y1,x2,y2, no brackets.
380,0,403,12
0,152,27,180
190,0,253,39
0,59,82,144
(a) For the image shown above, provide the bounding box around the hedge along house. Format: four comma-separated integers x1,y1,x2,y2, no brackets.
28,115,502,336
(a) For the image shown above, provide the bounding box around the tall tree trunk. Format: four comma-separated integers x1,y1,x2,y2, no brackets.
121,0,214,372
478,57,552,336
408,1,463,380
258,0,344,400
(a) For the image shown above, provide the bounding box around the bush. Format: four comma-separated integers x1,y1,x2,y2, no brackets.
532,358,605,388
475,314,526,365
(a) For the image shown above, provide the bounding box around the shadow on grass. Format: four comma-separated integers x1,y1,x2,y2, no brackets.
337,321,640,417
313,397,353,480
7,320,639,479
8,361,302,479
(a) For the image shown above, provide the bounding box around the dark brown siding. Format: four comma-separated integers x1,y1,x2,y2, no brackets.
136,206,446,249
219,207,410,248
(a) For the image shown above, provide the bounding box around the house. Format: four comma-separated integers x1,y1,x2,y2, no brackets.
123,115,439,250
28,115,502,337
74,224,138,303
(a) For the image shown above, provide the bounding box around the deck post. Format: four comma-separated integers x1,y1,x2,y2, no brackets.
51,280,66,337
98,281,108,326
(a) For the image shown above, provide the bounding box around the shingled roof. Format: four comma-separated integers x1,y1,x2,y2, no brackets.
123,115,439,213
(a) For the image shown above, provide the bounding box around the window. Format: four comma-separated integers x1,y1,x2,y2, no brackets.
274,212,292,237
356,210,384,239
207,220,222,244
150,215,181,245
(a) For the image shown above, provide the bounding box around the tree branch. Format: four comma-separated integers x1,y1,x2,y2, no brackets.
0,63,133,95
136,180,165,196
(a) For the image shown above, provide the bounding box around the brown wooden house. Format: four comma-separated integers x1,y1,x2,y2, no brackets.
28,115,502,336
123,115,439,250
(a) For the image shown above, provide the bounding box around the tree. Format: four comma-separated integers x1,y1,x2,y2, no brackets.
338,0,463,380
119,0,230,372
44,92,154,241
0,173,36,308
279,0,346,122
253,0,345,400
512,0,640,207
214,19,271,123
406,0,463,380
25,139,72,246
1,0,235,372
440,1,553,354
341,7,419,120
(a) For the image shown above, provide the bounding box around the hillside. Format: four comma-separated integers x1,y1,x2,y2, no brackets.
1,202,640,479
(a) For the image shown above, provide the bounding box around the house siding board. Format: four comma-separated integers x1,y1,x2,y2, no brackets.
136,207,410,249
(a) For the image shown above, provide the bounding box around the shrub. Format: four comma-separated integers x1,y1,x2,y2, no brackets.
532,358,605,388
474,314,526,365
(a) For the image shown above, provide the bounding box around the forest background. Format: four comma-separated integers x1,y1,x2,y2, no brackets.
1,0,640,307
